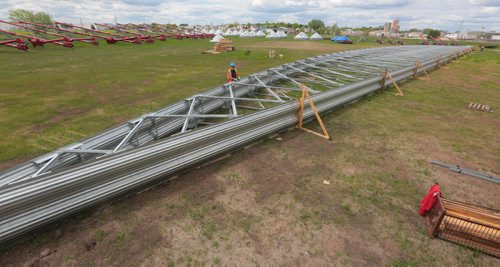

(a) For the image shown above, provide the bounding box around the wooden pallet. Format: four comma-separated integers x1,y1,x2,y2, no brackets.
468,103,491,112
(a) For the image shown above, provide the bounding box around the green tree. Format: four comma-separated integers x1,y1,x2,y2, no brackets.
9,9,52,25
428,29,441,38
308,19,325,32
422,28,434,34
331,23,341,35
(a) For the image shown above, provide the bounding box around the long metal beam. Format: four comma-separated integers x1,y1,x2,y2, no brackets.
0,46,472,243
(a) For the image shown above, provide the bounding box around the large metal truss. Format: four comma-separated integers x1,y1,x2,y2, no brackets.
0,46,472,243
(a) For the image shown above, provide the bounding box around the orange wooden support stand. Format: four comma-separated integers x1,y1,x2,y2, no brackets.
436,55,448,69
381,69,404,96
413,61,431,80
297,84,332,140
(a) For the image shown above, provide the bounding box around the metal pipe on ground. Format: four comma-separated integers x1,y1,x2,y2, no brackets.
430,160,499,184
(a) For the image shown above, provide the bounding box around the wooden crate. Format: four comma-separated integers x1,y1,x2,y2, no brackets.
427,195,500,257
213,39,234,52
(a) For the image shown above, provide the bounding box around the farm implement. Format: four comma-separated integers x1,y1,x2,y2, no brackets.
16,20,99,46
0,38,28,51
116,23,167,41
95,23,155,43
54,21,141,44
0,20,74,48
116,23,176,41
120,23,211,40
419,34,430,45
0,29,72,48
386,35,405,45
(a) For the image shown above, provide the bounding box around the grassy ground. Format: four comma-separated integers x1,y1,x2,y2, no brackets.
0,37,373,169
0,39,499,266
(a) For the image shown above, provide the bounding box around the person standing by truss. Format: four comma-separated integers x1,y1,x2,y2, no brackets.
226,62,240,82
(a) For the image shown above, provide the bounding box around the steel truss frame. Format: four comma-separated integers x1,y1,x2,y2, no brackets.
0,46,472,243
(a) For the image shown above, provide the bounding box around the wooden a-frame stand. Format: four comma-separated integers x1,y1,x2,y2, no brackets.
381,69,404,96
297,84,332,140
413,61,431,80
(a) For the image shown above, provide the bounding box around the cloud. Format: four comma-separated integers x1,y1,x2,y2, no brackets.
121,0,165,6
470,0,500,7
327,0,411,9
0,0,498,31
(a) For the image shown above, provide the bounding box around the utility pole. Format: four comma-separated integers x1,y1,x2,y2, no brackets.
80,17,83,28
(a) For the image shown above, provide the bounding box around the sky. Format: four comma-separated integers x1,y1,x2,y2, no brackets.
0,0,499,32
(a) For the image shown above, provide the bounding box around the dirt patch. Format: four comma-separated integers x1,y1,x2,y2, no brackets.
24,123,47,134
141,80,153,85
49,108,91,124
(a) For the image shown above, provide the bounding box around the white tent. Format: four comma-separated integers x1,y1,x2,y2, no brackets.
266,32,278,39
255,30,266,37
294,32,309,40
277,31,287,38
240,31,256,38
209,34,224,42
231,29,239,35
239,31,249,38
201,29,208,34
223,29,232,36
309,32,323,40
215,29,224,35
208,29,215,34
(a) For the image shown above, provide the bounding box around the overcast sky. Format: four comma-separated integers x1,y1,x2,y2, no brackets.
0,0,499,32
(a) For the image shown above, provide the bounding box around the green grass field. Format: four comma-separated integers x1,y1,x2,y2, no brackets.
0,38,498,266
0,37,374,167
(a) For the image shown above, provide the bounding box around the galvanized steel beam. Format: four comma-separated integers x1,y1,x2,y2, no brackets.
0,45,473,243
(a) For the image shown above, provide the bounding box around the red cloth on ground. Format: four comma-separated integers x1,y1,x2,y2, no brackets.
419,184,441,216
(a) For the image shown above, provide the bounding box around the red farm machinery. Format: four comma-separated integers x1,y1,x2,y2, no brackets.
0,20,74,48
16,20,99,46
0,37,29,51
116,23,171,41
54,21,142,44
95,23,157,43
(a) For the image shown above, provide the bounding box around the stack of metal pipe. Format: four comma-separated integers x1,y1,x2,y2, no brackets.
0,45,472,243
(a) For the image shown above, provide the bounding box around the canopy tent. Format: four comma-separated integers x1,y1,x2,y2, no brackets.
209,34,224,43
294,32,309,40
215,29,224,35
239,31,249,38
266,32,278,39
231,29,239,35
309,32,323,40
276,31,287,38
223,29,232,36
255,30,266,37
208,29,215,34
